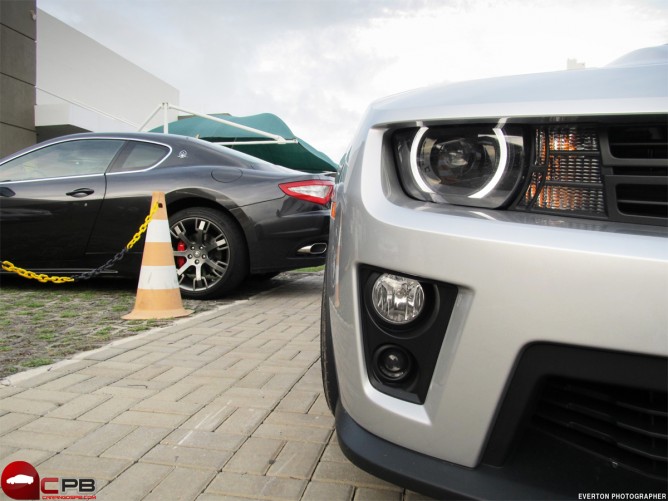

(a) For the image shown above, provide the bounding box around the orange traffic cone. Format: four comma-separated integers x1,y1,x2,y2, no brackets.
123,192,192,320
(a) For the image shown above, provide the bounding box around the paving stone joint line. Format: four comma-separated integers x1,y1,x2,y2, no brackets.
0,272,432,500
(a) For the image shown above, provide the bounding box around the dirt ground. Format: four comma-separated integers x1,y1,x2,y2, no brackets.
0,271,312,379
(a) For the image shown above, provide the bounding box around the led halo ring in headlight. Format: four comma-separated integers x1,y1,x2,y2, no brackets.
469,127,508,199
394,123,525,209
371,273,425,325
409,127,436,195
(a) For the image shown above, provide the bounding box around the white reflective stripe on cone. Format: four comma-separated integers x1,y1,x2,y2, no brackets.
145,219,172,243
137,266,180,290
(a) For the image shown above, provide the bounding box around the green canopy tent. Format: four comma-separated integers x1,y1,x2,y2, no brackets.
147,109,337,174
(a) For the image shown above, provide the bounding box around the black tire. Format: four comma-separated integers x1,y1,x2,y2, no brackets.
321,283,340,414
169,207,248,299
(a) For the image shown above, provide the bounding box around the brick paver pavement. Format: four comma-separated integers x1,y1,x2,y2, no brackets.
0,272,433,501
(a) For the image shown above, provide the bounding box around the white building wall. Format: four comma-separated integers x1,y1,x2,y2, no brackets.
36,9,178,135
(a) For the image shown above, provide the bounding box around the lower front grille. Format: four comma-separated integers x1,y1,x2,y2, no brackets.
533,377,668,481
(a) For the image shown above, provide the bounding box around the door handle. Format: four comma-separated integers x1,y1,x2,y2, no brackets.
0,187,15,197
66,188,95,198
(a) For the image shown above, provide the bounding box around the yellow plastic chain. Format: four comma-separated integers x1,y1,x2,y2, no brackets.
125,201,159,250
1,201,160,284
0,262,75,283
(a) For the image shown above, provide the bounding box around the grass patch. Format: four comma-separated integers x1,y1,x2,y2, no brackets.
0,269,317,379
19,300,47,308
95,327,114,337
128,325,152,332
296,265,325,272
21,357,54,368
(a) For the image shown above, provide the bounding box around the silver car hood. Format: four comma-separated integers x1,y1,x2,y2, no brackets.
366,47,668,125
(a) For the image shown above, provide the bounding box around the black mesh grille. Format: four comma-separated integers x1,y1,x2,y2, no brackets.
606,124,668,223
616,184,668,219
608,125,668,160
533,377,668,481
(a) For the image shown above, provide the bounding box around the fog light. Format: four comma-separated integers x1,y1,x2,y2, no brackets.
371,273,425,324
376,345,412,382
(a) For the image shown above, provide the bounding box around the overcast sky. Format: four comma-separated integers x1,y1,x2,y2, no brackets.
39,0,668,162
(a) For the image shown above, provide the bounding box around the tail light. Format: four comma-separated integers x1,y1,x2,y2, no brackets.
279,180,334,206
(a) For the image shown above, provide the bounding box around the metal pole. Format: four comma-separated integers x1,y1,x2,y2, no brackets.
167,104,289,143
163,103,169,133
37,87,139,128
212,140,298,146
137,104,163,131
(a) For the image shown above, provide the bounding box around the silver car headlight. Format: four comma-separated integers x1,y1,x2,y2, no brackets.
392,125,525,208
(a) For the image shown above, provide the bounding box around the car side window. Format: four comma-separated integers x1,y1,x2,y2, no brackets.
111,142,170,173
0,139,124,182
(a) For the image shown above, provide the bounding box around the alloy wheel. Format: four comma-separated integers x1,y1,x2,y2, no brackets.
170,215,230,294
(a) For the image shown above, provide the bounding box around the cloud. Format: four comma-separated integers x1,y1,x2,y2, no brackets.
39,0,668,160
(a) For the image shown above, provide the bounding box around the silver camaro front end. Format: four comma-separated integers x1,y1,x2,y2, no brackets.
322,46,668,499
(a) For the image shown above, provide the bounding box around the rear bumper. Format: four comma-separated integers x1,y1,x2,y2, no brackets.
234,201,330,273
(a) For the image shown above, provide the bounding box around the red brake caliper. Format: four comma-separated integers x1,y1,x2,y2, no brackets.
176,241,187,267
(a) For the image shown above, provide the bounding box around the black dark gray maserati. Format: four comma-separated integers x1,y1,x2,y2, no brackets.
0,132,334,299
